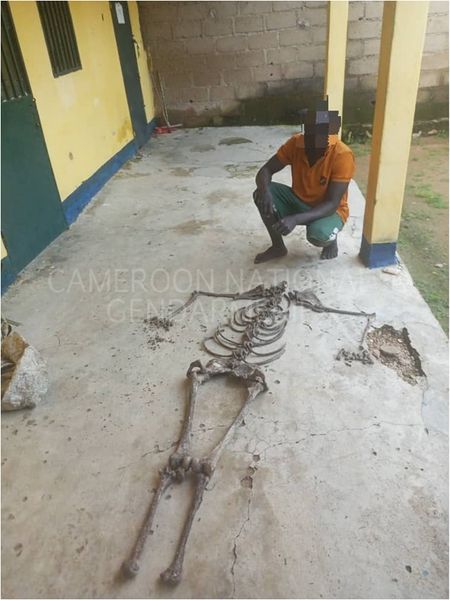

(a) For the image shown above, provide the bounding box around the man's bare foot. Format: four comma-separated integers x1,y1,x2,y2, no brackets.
254,245,287,264
320,239,338,260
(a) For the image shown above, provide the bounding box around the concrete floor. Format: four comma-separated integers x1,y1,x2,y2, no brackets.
2,127,448,599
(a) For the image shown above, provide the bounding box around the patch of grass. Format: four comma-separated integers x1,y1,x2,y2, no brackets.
399,220,432,248
399,216,448,333
413,183,447,208
401,209,428,223
416,284,449,333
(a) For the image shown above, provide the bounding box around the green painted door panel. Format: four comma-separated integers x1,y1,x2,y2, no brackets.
110,1,147,148
1,95,68,273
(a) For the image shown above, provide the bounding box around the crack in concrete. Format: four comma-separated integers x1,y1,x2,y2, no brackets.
230,492,252,598
229,420,425,464
190,424,228,435
419,377,449,436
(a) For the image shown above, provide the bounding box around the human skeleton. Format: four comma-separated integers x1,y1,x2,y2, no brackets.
122,282,374,584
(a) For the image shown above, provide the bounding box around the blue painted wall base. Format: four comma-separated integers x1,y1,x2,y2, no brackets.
2,118,158,293
63,140,135,225
1,255,16,291
359,235,398,269
63,117,157,225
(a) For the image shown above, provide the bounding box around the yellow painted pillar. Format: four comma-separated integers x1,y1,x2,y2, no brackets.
360,1,429,268
324,0,349,127
1,238,7,260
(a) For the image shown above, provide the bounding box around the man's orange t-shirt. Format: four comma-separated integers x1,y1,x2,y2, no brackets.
276,134,355,223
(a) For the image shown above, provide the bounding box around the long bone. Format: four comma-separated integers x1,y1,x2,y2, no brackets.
161,359,266,585
166,281,289,323
122,363,208,579
122,468,174,578
166,285,270,320
289,289,375,318
122,358,267,585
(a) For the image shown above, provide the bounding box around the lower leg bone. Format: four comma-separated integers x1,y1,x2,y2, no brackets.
123,359,267,585
160,472,209,585
207,378,266,471
159,360,266,585
122,468,174,578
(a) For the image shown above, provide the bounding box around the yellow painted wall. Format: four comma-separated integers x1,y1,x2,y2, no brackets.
9,1,133,202
128,1,155,122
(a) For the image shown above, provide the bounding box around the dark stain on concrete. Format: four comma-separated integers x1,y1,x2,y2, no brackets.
173,219,213,234
219,137,253,145
191,144,215,152
115,171,149,179
240,475,253,489
225,164,259,179
207,189,240,204
171,167,195,177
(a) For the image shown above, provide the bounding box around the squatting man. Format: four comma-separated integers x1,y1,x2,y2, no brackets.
253,98,355,263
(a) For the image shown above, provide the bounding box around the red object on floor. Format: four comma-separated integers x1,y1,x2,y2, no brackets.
154,125,182,134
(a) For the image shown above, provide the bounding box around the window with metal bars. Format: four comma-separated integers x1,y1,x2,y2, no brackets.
1,2,31,101
37,1,82,78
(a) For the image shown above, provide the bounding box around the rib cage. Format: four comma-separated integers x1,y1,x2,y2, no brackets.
203,281,291,365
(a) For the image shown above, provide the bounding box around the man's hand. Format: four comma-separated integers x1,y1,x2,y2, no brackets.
253,188,274,218
272,214,304,236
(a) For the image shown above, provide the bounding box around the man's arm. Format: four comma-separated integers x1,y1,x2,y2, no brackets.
255,155,285,189
272,181,349,235
254,155,286,217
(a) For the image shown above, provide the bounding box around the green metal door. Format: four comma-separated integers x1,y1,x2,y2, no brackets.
110,1,147,148
1,2,67,277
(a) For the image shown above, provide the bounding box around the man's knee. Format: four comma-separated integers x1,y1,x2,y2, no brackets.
307,234,327,247
307,225,339,247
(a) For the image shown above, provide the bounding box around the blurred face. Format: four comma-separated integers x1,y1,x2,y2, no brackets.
301,108,341,154
304,123,329,151
303,110,330,152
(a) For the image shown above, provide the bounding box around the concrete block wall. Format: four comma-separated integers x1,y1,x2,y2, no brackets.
139,1,449,126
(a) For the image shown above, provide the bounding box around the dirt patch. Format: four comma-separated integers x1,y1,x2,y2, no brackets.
351,134,448,333
191,144,215,152
240,475,253,489
219,137,253,145
115,171,149,179
206,189,240,204
173,219,213,234
225,164,259,178
367,325,426,385
170,167,195,177
143,317,174,350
